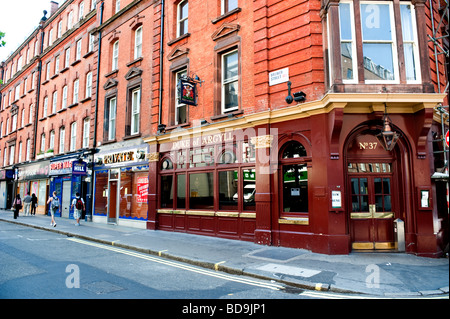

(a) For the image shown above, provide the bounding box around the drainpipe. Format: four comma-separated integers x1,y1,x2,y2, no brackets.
87,0,104,222
157,0,165,133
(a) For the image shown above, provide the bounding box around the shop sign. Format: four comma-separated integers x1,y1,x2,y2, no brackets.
72,161,87,175
178,77,197,106
18,161,50,181
0,169,14,180
96,148,147,167
171,132,234,150
49,160,73,176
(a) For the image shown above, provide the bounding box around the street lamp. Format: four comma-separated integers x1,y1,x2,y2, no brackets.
376,105,400,151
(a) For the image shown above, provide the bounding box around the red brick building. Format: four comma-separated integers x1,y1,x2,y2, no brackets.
1,0,448,256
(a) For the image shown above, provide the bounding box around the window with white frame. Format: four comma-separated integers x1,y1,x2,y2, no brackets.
65,47,71,68
29,104,33,123
50,130,55,150
134,26,143,59
21,108,25,127
46,62,51,80
112,40,119,70
79,1,85,20
43,96,48,117
55,56,60,74
222,0,238,15
11,114,17,132
9,145,15,165
89,33,95,52
32,72,36,89
91,0,96,11
70,122,77,151
59,127,65,154
337,1,420,84
62,85,68,108
3,148,6,167
177,0,188,37
73,79,79,104
57,20,62,38
107,97,117,141
115,0,121,13
85,72,92,98
131,88,141,135
83,118,90,148
26,138,31,161
48,28,53,46
14,84,20,101
40,133,45,153
76,39,82,60
52,91,58,114
68,11,74,29
222,49,239,113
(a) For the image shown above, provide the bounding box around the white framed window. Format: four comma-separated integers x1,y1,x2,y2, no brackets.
26,139,31,161
29,104,34,123
108,97,117,141
21,108,25,127
76,39,82,60
34,40,39,57
131,88,141,135
43,96,48,117
59,127,65,154
11,114,17,132
3,148,6,167
134,26,143,59
48,28,53,46
221,49,239,113
50,130,55,150
52,91,58,114
112,40,119,70
79,1,85,21
46,62,51,80
68,11,74,29
338,1,358,83
24,77,28,94
17,56,23,71
32,72,36,89
57,20,62,38
221,0,238,15
70,122,77,151
62,85,68,109
65,47,71,68
14,84,20,101
91,0,97,11
73,79,79,104
115,0,121,14
85,72,92,98
83,118,90,148
175,69,187,125
40,133,46,153
177,0,188,37
26,48,30,64
9,145,15,165
55,56,60,74
89,33,95,52
400,2,421,83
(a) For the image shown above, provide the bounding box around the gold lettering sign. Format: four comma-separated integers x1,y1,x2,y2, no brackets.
103,151,135,164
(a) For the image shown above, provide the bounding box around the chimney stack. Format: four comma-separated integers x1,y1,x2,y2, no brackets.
50,1,59,16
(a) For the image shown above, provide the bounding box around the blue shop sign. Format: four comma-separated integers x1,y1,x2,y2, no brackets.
72,161,87,175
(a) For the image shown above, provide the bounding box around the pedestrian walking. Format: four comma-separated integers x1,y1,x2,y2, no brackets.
23,192,32,216
31,193,37,215
12,194,22,219
47,191,60,227
71,192,85,226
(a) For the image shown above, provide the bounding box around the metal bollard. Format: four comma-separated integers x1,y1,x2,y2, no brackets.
394,218,405,252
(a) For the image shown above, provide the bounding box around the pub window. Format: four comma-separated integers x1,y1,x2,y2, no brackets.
221,49,239,113
337,1,420,84
177,0,189,37
177,174,186,208
189,172,214,210
280,141,309,214
219,170,238,210
161,175,174,208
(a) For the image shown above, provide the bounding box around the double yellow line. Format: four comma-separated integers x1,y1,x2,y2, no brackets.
67,237,284,291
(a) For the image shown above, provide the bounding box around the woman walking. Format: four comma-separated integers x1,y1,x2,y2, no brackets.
47,191,60,227
31,193,38,215
12,194,22,219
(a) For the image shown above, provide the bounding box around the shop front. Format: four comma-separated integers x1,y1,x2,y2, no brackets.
49,154,89,219
17,160,50,215
93,143,149,228
145,93,446,256
0,169,15,210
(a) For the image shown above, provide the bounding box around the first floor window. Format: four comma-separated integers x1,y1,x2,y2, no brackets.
73,79,79,104
52,91,58,114
106,97,117,141
70,122,77,151
83,118,90,148
112,41,119,71
62,86,68,109
85,72,92,98
50,130,55,150
222,0,238,14
26,139,31,161
222,50,239,113
131,88,140,135
175,69,187,125
40,134,46,153
177,0,188,37
59,127,65,154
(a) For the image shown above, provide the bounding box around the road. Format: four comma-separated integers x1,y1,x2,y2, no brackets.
1,222,446,308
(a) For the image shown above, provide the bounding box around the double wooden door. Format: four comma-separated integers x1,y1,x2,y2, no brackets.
349,167,395,250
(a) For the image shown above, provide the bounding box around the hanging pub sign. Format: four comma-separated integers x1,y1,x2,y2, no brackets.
178,76,198,106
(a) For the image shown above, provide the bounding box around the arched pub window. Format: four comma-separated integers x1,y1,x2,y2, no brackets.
280,141,309,214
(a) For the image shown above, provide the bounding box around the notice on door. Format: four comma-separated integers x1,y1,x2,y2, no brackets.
331,191,342,208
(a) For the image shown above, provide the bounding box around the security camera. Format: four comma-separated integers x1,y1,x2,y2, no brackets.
293,91,306,102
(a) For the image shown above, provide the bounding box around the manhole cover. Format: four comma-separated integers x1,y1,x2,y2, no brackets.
83,281,125,295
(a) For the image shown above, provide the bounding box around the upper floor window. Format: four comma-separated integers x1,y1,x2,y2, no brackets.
337,1,420,84
65,47,71,68
134,26,143,59
177,0,188,37
222,0,238,14
79,1,85,20
85,72,93,98
105,97,117,141
222,49,239,113
115,0,121,14
175,69,187,125
83,118,90,148
70,122,77,151
112,40,119,70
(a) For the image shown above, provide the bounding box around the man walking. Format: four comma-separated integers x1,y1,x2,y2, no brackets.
23,192,32,216
71,192,85,226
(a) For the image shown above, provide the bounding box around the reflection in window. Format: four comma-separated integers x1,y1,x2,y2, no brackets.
189,172,214,209
243,169,256,211
282,164,308,213
161,175,173,208
219,170,238,210
282,141,307,158
94,171,108,215
177,174,186,208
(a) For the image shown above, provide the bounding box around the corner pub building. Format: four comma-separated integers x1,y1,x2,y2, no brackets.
144,0,448,257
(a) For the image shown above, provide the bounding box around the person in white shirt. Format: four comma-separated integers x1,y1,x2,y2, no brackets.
71,192,85,226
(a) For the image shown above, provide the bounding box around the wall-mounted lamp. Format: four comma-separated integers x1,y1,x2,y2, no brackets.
285,81,306,104
376,105,400,151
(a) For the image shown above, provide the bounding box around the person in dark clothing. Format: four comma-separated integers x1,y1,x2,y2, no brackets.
12,194,22,219
31,193,38,216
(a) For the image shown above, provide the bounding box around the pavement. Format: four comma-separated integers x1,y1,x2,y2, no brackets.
0,209,448,298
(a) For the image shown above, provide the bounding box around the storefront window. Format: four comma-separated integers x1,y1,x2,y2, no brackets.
242,168,256,211
282,164,308,213
94,171,108,215
189,172,214,209
119,170,148,219
219,170,238,210
177,174,186,208
161,175,173,208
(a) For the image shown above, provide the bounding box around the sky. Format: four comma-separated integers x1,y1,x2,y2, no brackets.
0,0,58,62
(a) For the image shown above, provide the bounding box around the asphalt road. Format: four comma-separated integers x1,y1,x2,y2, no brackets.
0,222,306,301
